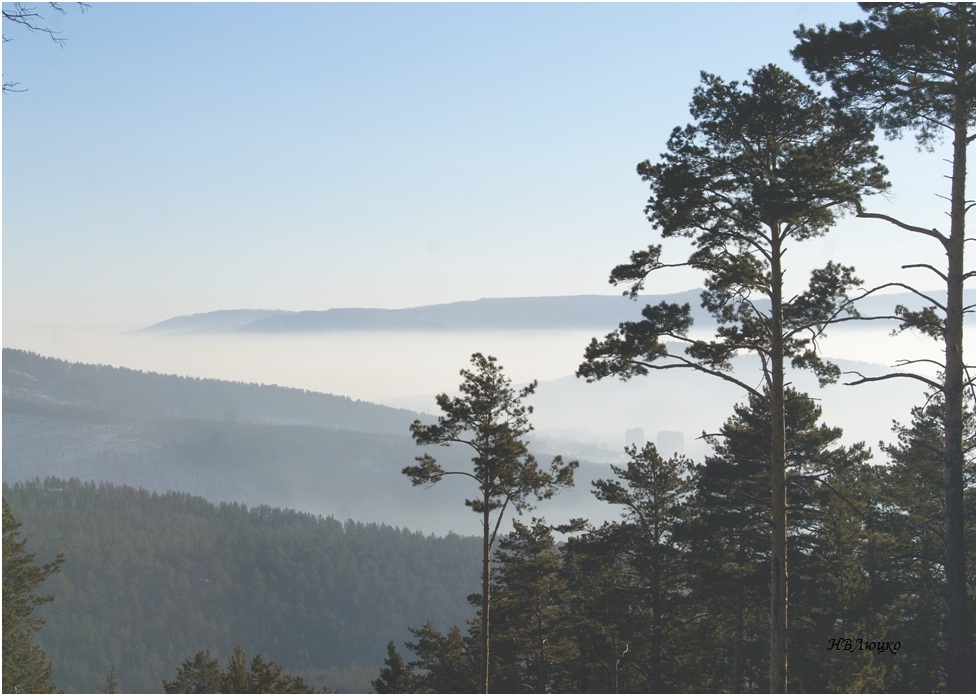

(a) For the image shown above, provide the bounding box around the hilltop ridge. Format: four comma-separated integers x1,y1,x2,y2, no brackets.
139,289,973,335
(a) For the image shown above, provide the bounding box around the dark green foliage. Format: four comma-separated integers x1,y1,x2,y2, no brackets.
378,389,974,693
2,498,65,694
794,7,976,689
2,478,480,693
372,641,414,694
163,650,222,694
163,645,314,693
489,519,578,694
793,2,975,147
580,444,694,693
865,395,977,692
405,621,478,694
579,64,889,394
405,354,578,519
678,390,877,692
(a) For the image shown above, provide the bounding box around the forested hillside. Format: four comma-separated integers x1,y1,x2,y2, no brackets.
3,478,481,693
1,349,608,533
3,348,420,434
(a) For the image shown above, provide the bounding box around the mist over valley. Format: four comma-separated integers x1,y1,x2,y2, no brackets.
5,290,968,534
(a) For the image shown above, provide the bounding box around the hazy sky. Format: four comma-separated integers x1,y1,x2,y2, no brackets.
2,1,975,336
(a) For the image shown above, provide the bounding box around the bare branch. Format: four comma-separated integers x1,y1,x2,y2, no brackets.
902,263,950,283
855,282,947,312
628,349,767,401
2,2,68,46
843,370,944,391
892,358,947,370
851,199,949,246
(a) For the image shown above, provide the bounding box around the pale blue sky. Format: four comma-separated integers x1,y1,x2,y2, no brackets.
2,1,973,335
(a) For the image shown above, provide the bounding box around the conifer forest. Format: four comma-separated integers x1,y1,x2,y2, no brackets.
2,3,975,694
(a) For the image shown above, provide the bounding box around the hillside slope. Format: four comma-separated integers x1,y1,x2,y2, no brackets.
3,478,481,693
2,349,603,534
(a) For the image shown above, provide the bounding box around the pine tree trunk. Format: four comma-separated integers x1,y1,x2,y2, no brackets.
651,553,663,693
482,503,491,694
943,72,972,695
536,608,547,694
769,225,789,694
733,603,745,693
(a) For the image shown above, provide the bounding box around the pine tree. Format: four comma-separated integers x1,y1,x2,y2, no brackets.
679,390,874,691
489,519,578,693
373,641,414,694
404,621,478,693
560,526,639,693
222,646,251,693
868,393,976,691
554,445,698,692
162,650,222,694
405,353,577,692
589,444,695,693
794,6,976,689
2,498,64,694
101,667,120,694
162,646,314,693
578,64,888,692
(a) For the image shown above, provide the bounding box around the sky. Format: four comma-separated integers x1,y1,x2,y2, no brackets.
2,1,975,336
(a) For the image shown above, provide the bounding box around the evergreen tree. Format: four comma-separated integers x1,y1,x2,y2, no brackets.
794,6,976,689
405,353,577,693
404,621,478,694
163,646,314,693
589,444,694,693
679,390,874,692
243,651,314,693
813,460,891,693
101,666,120,694
373,641,414,694
489,519,578,693
553,445,697,693
868,393,976,691
163,650,222,694
561,528,644,693
577,64,888,692
2,498,64,694
223,646,251,693
680,400,771,693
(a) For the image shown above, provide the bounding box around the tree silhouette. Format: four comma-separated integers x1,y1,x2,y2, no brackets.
794,5,976,688
405,353,577,692
578,64,888,692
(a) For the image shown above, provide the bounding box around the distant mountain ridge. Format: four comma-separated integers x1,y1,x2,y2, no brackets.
140,289,973,335
141,292,703,334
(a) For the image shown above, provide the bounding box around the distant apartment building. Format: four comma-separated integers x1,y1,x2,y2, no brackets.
656,430,685,456
625,427,645,448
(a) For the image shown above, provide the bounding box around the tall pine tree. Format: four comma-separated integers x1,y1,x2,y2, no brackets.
405,353,577,693
794,7,976,688
578,64,889,692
